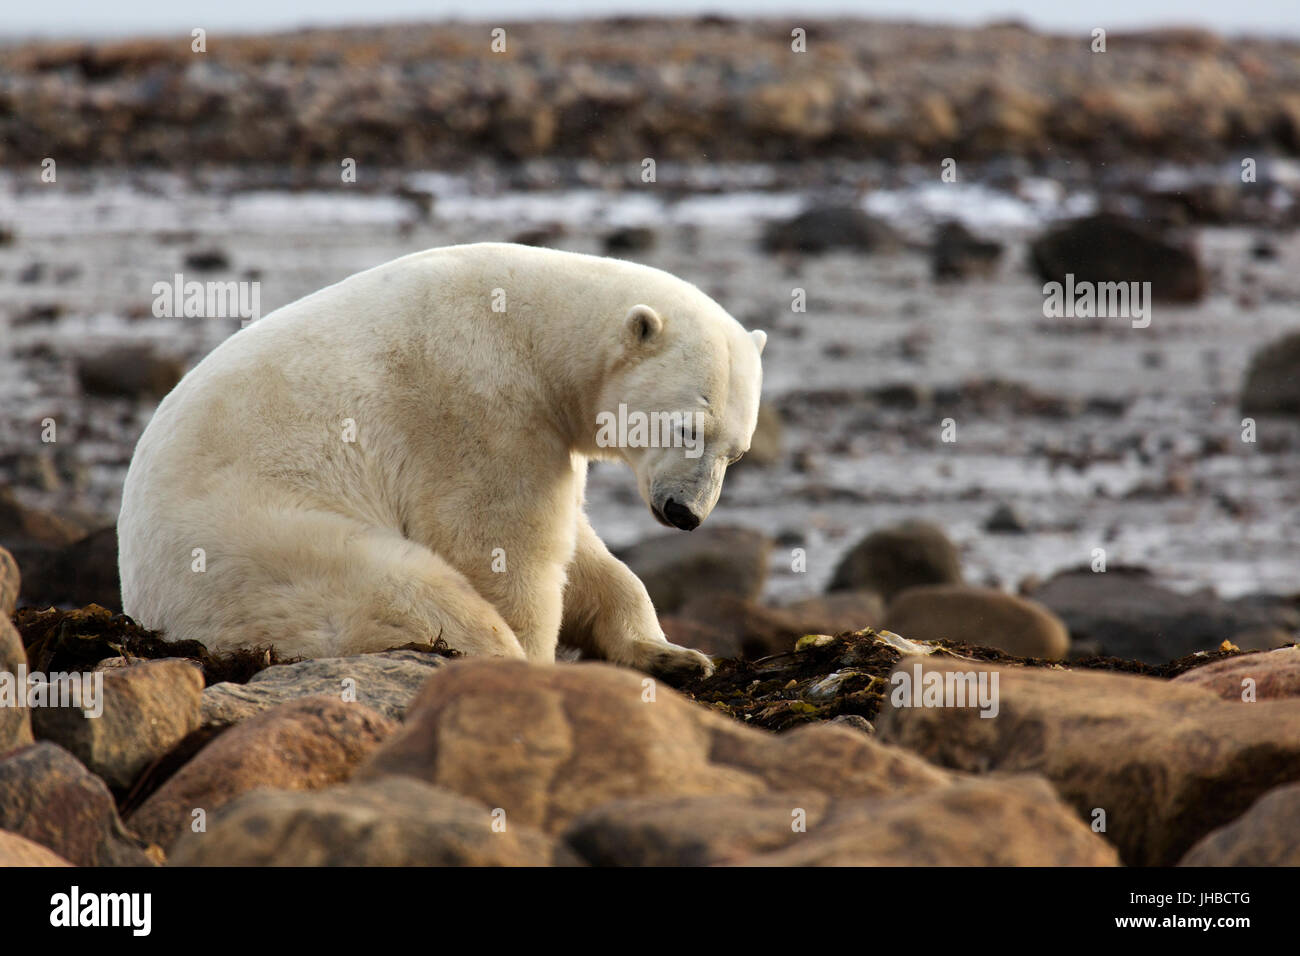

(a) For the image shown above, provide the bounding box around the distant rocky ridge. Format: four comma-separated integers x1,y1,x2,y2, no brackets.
2,18,1299,169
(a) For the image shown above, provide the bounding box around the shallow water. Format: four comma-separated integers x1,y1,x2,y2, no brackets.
1,165,1297,603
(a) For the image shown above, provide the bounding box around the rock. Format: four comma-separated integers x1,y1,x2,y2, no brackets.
882,585,1070,660
1179,782,1300,866
930,221,1003,281
0,618,33,755
565,774,1116,866
0,742,154,866
1025,567,1288,664
876,660,1300,865
779,590,885,635
170,776,580,866
1030,213,1206,304
761,206,902,255
355,659,951,835
602,226,656,255
75,347,184,400
127,696,395,850
617,525,771,614
0,829,73,866
827,520,962,602
0,487,85,579
983,502,1028,534
0,545,18,617
200,649,448,728
1241,331,1300,415
182,249,230,271
1171,646,1300,701
18,526,122,611
658,616,738,658
676,594,808,659
30,658,203,790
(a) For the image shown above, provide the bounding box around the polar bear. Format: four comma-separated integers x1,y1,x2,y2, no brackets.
118,243,765,680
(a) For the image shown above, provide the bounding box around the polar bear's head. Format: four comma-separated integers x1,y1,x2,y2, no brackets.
594,294,766,531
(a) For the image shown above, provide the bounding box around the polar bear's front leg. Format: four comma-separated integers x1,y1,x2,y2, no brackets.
561,517,714,681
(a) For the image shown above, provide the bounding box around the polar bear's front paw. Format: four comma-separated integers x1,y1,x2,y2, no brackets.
632,640,715,684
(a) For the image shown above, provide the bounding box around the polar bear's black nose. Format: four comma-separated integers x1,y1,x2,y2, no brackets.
662,498,700,531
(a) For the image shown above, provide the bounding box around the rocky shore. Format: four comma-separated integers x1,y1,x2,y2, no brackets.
2,18,1300,170
3,539,1299,867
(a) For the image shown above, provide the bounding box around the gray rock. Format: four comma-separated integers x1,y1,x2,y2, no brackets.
1025,566,1290,663
761,206,902,255
201,649,447,727
617,525,771,614
170,777,580,866
0,742,155,866
31,658,202,790
1241,331,1300,415
828,520,963,602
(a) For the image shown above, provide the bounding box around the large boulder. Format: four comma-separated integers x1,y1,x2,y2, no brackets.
616,525,771,614
356,659,952,835
200,649,449,728
1025,567,1291,663
0,742,155,866
127,695,395,851
30,658,203,790
828,520,962,602
882,585,1070,659
17,526,121,611
1179,782,1300,866
1030,213,1206,303
566,775,1117,866
877,660,1300,865
1241,331,1300,415
170,777,580,866
779,590,885,635
75,346,183,400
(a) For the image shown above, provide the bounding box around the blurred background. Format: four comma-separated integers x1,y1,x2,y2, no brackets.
2,2,1299,664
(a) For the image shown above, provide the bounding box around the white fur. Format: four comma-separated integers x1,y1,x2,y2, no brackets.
118,243,764,677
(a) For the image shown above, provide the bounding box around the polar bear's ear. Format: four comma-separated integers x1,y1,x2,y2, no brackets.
751,329,767,355
625,304,664,346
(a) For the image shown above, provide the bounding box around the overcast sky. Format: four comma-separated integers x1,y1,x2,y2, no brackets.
6,0,1299,39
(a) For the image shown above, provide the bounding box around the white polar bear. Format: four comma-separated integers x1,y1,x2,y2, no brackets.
118,243,765,680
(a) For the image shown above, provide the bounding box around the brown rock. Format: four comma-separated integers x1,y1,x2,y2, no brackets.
676,594,807,658
1179,781,1300,866
882,585,1070,660
828,520,962,602
0,545,18,617
0,742,154,866
1,618,34,755
876,660,1300,865
567,774,1117,866
31,658,203,790
0,829,74,866
170,777,580,866
127,695,395,850
780,590,885,635
357,659,951,834
1171,646,1300,701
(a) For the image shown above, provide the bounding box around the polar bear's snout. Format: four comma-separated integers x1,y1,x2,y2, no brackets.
657,497,701,531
